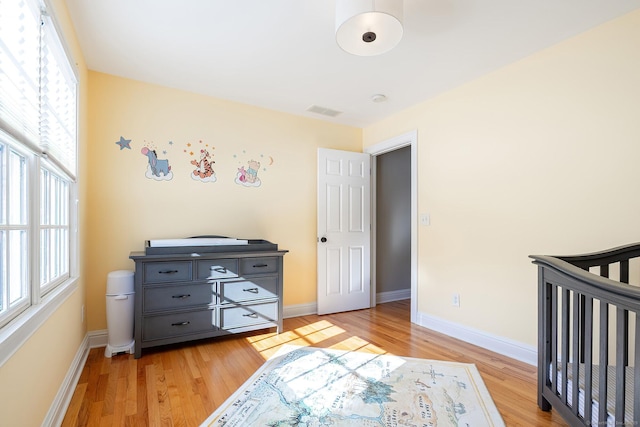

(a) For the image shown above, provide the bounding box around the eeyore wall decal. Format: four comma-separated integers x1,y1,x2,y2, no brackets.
141,146,173,181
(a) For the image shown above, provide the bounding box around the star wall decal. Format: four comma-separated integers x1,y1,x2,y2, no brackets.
115,136,132,150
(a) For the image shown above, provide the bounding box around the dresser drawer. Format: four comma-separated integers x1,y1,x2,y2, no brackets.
143,283,214,312
219,302,277,330
143,310,214,341
144,261,192,283
240,257,278,275
196,258,239,280
220,276,277,304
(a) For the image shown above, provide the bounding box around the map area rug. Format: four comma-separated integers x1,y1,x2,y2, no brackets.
201,345,505,426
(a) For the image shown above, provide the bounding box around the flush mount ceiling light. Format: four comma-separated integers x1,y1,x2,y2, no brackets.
335,0,403,56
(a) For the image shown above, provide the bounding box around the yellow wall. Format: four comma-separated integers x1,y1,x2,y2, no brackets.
363,10,640,346
85,72,362,330
0,0,89,425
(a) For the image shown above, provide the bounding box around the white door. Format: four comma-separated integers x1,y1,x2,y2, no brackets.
317,148,371,315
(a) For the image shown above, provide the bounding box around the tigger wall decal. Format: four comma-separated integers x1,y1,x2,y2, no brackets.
190,148,217,182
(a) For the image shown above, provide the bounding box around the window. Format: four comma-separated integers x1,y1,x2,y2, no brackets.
0,0,78,330
0,143,29,321
40,166,70,293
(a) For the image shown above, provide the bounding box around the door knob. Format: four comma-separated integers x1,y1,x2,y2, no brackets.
320,237,327,243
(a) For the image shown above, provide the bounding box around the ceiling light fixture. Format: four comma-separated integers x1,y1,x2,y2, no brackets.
335,0,403,56
371,94,387,103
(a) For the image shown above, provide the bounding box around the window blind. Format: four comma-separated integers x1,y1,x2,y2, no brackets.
0,0,41,147
0,0,78,178
40,11,78,177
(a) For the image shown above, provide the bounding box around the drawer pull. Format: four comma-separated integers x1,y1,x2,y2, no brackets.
242,313,259,319
212,267,227,274
159,269,179,274
243,288,259,294
172,294,191,299
253,264,268,268
171,321,191,326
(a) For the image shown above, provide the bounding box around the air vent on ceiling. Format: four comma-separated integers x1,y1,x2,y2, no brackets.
306,105,343,117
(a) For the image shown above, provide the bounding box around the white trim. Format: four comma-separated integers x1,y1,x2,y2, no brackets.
365,130,418,323
42,333,89,427
283,303,317,318
283,295,412,318
0,277,78,367
41,0,80,81
376,289,411,304
416,311,537,366
88,329,108,348
86,303,536,368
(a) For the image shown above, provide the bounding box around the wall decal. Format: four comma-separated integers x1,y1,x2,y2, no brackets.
234,152,274,188
116,136,132,150
236,159,261,186
184,140,217,183
141,143,173,181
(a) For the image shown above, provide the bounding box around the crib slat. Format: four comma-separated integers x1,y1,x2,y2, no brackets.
583,296,594,424
579,295,586,363
579,266,588,365
619,260,629,283
538,270,553,411
561,289,570,405
615,308,628,424
571,291,580,414
634,313,639,424
598,301,608,424
551,285,558,402
617,308,629,368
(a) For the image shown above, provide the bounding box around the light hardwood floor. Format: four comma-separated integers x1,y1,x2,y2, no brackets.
62,300,568,426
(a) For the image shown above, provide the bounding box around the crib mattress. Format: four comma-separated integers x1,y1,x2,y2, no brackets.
550,363,634,426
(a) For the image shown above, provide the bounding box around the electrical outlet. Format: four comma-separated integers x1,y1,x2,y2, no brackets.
452,293,460,307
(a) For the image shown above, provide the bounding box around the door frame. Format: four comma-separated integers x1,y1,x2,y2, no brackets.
364,130,418,323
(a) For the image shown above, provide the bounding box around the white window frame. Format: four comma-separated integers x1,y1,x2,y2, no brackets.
0,133,79,366
39,161,72,295
0,0,79,366
0,138,31,322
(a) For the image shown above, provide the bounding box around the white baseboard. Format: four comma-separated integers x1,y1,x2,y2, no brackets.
283,302,317,318
84,307,536,367
282,293,411,318
376,289,411,304
43,334,90,427
416,311,536,366
88,329,108,348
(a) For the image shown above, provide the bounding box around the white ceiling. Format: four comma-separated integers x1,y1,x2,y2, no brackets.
65,0,640,128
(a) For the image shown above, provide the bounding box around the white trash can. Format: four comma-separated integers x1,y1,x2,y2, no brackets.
105,270,135,357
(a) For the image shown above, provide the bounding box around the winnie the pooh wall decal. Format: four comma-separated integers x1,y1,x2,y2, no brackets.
234,152,274,188
236,159,261,186
184,140,217,183
141,141,173,181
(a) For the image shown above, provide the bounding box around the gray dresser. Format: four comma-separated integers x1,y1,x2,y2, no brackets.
129,241,287,358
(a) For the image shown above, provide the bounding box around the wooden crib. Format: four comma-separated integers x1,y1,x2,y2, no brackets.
531,244,640,426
